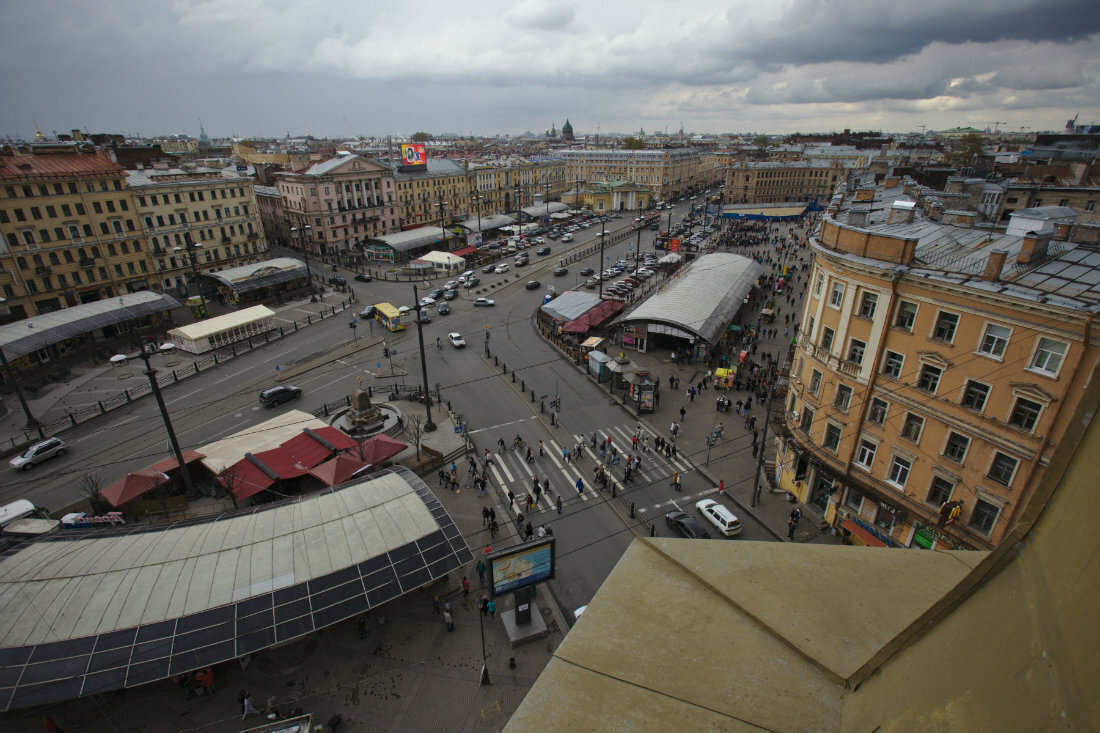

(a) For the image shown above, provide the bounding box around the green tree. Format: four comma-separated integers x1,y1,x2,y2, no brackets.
410,132,430,142
951,133,985,166
753,134,770,147
621,136,646,150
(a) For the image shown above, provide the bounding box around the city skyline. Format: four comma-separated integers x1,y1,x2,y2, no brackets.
1,0,1098,141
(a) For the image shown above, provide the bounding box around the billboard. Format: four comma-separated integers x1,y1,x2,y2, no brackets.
487,537,555,597
400,143,427,170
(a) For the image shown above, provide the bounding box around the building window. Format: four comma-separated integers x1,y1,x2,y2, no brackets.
881,351,904,379
932,312,959,343
858,292,878,319
868,398,888,425
809,369,822,395
969,499,1000,534
844,490,863,511
917,364,942,393
928,477,955,507
901,413,924,442
823,423,842,452
847,339,866,366
1029,338,1068,377
829,281,845,308
1008,397,1043,432
821,326,835,351
874,506,897,533
834,384,852,412
987,452,1019,487
978,323,1011,359
887,456,912,488
961,380,990,411
855,439,876,469
895,301,918,331
943,431,970,462
800,406,815,433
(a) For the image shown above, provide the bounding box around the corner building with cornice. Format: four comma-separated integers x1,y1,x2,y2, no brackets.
778,173,1100,550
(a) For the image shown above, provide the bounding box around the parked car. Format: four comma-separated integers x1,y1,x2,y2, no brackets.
696,499,742,537
444,281,460,290
419,297,436,308
448,332,466,348
553,267,568,276
483,264,497,273
428,288,444,300
9,437,70,470
442,288,458,300
584,278,598,289
665,511,711,539
260,385,302,408
354,273,372,283
495,264,510,273
437,302,451,315
579,267,594,276
473,297,496,307
536,246,551,256
525,280,541,290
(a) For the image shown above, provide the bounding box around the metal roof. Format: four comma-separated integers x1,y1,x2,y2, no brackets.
0,291,181,360
540,291,604,322
206,257,308,293
621,254,764,344
368,227,446,252
521,202,569,218
0,466,471,712
456,214,516,233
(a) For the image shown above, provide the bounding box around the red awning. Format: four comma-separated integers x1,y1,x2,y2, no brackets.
562,299,625,334
450,245,478,257
357,434,406,465
101,469,170,507
308,453,371,487
840,519,888,548
307,427,359,451
252,448,311,479
222,457,277,501
148,450,205,473
280,433,336,469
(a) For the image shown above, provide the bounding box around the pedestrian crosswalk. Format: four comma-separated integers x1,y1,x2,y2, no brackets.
475,422,696,521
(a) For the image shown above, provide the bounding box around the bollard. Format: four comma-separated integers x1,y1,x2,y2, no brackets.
551,412,556,426
540,401,545,413
629,501,635,518
503,363,507,373
531,389,535,401
512,371,516,383
447,401,452,411
494,355,499,366
650,525,656,537
521,380,525,391
368,386,372,397
612,485,617,498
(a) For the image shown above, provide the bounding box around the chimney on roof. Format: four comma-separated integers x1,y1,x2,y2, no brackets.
855,186,875,202
1018,231,1052,264
847,208,869,227
887,201,915,224
884,175,900,188
928,201,944,221
71,129,83,142
1052,222,1072,241
982,249,1008,282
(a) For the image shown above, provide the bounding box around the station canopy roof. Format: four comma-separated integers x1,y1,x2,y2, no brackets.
455,214,515,233
521,202,569,218
368,227,446,252
0,466,471,712
0,291,181,360
206,257,308,294
540,291,603,322
620,253,763,344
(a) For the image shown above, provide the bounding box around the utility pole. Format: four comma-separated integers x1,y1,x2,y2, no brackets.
598,219,606,299
411,284,436,432
750,355,780,507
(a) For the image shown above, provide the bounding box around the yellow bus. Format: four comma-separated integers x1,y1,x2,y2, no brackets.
374,302,406,331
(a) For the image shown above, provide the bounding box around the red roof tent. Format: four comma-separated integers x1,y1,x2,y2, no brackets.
562,299,625,334
101,469,170,507
308,453,371,487
450,245,478,257
148,450,205,473
222,456,278,502
358,434,406,465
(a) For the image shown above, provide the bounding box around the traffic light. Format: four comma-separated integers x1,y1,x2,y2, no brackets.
383,347,389,358
937,500,963,528
555,394,561,413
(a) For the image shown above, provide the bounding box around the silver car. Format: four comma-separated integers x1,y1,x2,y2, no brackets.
9,437,70,470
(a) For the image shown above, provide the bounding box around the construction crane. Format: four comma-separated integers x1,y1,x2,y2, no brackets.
989,121,1007,133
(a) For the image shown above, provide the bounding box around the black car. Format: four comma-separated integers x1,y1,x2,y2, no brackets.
536,246,551,256
553,267,568,276
525,280,541,290
428,288,445,300
665,511,711,539
260,385,302,407
579,268,594,276
483,264,497,273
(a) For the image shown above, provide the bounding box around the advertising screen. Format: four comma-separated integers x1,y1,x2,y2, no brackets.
400,143,427,169
487,538,555,597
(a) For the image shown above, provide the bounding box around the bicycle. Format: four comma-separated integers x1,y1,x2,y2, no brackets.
512,437,526,451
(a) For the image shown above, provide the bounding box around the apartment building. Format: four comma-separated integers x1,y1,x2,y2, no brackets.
724,160,847,206
559,148,720,202
275,153,399,258
778,174,1100,551
392,158,470,228
0,144,153,321
126,166,268,297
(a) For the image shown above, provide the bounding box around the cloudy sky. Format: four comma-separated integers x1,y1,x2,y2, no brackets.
3,0,1098,140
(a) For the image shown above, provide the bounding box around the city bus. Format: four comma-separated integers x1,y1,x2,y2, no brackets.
374,303,406,331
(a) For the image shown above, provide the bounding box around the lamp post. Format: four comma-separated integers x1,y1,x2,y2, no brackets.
173,238,207,317
513,185,522,240
472,193,484,237
290,223,318,302
543,182,551,225
113,339,196,496
436,195,449,251
598,218,607,299
411,284,436,432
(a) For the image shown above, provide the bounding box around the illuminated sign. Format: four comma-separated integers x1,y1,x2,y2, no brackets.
487,538,555,597
400,143,427,169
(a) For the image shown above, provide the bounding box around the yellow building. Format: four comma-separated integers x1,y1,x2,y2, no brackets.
560,148,719,202
725,160,847,206
778,174,1100,550
0,144,154,321
126,166,269,299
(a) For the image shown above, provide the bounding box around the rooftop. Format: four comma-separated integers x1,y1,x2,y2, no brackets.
0,147,122,181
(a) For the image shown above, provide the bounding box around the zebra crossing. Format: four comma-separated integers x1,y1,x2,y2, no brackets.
481,423,694,521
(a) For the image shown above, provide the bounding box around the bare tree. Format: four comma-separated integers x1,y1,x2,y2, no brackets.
346,439,371,464
216,464,243,510
79,472,110,515
404,414,425,460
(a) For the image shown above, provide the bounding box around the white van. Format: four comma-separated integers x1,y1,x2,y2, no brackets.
459,270,476,284
0,500,41,528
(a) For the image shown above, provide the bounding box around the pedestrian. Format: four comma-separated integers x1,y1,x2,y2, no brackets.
525,494,534,511
787,517,797,540
790,506,802,526
489,507,496,524
482,506,490,526
516,512,524,531
488,599,497,618
671,443,678,460
481,595,490,615
266,695,279,720
563,447,569,462
488,519,498,538
537,524,547,538
484,448,493,467
556,495,563,514
718,479,724,495
679,406,687,421
432,596,441,614
539,440,545,456
477,476,486,497
444,609,454,631
507,489,515,508
543,477,550,495
525,522,534,540
632,434,638,450
476,559,487,585
643,434,649,452
438,469,446,487
242,692,261,719
576,477,584,494
688,387,695,403
462,576,470,595
671,471,681,491
715,422,723,438
526,446,534,464
358,615,369,639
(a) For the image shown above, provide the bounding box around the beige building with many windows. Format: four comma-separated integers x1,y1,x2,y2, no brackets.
559,148,721,202
126,166,268,300
725,160,848,206
0,144,153,322
778,174,1100,550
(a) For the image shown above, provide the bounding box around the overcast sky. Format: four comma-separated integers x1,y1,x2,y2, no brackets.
3,0,1098,141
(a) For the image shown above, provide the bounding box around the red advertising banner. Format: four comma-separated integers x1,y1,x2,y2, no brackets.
400,143,427,168
670,238,681,252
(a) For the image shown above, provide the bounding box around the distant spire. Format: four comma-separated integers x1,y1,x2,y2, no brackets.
33,120,46,140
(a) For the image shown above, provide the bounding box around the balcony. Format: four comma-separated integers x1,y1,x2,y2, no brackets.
837,359,861,377
35,265,53,275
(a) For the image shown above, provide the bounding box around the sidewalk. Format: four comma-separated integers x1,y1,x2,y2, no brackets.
0,289,355,452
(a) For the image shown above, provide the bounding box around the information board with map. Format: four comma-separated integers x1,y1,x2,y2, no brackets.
487,538,555,597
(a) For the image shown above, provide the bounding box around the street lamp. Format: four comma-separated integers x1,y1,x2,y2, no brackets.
513,185,522,240
543,182,551,225
436,196,449,251
290,223,318,302
172,239,207,317
411,284,436,432
111,339,196,496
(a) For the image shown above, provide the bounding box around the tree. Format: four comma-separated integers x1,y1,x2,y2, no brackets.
404,414,425,460
410,132,430,142
621,136,645,150
79,472,110,515
753,134,770,148
215,464,243,510
951,133,985,167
